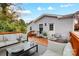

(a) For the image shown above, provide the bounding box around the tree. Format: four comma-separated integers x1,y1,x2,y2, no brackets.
19,19,25,24
0,3,27,33
0,3,12,15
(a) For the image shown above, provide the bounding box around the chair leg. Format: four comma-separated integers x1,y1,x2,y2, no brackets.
6,51,8,56
36,45,38,52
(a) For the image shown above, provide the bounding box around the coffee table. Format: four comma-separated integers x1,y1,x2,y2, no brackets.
6,41,38,56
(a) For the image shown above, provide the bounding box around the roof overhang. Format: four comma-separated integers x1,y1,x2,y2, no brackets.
28,11,79,25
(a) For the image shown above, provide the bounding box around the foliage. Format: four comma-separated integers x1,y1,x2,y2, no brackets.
0,3,27,33
43,32,47,36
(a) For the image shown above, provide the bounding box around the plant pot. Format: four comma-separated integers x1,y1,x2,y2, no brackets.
43,36,47,39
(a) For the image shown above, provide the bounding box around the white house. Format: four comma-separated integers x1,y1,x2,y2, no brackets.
27,12,79,39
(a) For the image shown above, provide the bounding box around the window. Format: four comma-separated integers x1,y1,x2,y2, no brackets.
39,24,43,28
45,23,47,26
30,27,32,31
49,24,54,31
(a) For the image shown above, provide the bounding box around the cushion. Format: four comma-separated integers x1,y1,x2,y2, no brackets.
21,34,26,39
6,43,24,53
48,35,57,41
63,42,73,56
61,36,67,40
54,33,61,38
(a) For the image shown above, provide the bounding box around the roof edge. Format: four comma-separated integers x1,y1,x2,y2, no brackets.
28,11,78,25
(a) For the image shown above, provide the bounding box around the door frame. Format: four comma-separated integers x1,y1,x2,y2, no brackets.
39,24,43,34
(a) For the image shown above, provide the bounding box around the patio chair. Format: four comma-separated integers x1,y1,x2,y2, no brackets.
53,34,69,43
48,33,61,41
11,49,24,56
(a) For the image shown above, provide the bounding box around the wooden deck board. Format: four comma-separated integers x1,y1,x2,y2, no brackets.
28,36,48,46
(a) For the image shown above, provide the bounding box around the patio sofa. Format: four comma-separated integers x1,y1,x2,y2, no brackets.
42,40,73,56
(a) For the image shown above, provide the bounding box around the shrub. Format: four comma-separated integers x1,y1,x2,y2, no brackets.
43,32,47,36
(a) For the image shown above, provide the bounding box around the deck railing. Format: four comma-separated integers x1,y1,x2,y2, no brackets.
70,32,79,56
0,32,27,42
0,32,21,34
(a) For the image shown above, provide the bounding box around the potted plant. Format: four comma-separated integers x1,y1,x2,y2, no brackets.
17,35,22,42
42,32,47,38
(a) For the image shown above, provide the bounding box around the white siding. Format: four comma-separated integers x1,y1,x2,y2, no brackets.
27,16,74,38
55,18,74,37
35,17,57,36
27,22,37,33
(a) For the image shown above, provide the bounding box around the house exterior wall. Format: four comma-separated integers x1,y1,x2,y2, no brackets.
35,17,57,37
27,16,74,38
27,22,37,33
55,18,74,37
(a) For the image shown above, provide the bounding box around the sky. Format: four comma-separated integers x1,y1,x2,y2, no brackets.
16,3,79,23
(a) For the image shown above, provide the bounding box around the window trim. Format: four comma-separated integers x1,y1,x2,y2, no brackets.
45,23,47,26
30,26,32,31
49,23,54,31
39,24,43,28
